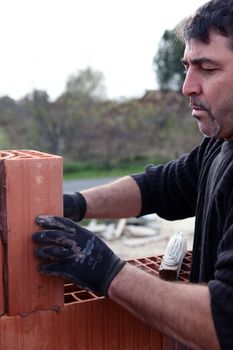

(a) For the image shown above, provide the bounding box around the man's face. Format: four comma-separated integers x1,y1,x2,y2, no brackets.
182,31,233,140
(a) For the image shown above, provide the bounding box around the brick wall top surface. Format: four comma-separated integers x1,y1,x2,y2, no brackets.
64,251,192,305
0,238,4,315
0,150,62,159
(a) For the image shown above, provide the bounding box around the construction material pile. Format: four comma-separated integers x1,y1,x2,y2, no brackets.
83,215,195,260
85,214,166,248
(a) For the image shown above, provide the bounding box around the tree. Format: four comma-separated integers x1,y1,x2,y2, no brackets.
66,67,107,100
153,29,185,91
29,89,68,155
27,67,107,157
0,96,34,149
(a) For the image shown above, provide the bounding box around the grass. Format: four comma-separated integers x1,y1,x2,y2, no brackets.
63,165,144,180
63,156,169,180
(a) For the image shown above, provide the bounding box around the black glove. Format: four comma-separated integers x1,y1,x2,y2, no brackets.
32,215,126,296
63,192,87,221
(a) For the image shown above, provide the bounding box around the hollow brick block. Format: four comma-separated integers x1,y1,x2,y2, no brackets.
0,236,4,315
0,298,163,350
0,252,192,349
0,150,64,316
0,232,191,349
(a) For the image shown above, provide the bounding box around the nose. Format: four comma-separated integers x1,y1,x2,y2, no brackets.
182,70,202,97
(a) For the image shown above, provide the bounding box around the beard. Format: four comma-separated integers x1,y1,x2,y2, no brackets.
190,97,220,138
200,113,220,138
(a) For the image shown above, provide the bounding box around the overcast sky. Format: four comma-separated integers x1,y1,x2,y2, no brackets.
1,0,207,101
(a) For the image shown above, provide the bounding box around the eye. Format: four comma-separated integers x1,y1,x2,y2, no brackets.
202,67,218,74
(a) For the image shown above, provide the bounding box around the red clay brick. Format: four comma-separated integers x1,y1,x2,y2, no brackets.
0,150,64,316
0,237,4,316
0,160,192,350
0,298,162,350
0,252,192,348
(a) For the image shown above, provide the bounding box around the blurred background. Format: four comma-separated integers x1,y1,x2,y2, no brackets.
0,0,206,171
0,1,207,257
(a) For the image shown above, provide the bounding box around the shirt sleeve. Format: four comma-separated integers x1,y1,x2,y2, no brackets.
208,171,233,349
209,214,233,349
209,275,233,349
131,140,209,220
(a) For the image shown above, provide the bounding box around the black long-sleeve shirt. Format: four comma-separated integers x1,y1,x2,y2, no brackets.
132,137,233,350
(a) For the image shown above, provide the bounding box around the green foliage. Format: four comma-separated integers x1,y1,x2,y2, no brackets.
29,89,68,155
66,67,107,100
0,90,201,167
153,29,185,91
0,96,34,149
0,61,202,171
63,154,171,179
0,128,11,148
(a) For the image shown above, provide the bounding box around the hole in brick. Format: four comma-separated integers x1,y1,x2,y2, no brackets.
180,263,191,271
73,291,95,301
136,258,151,264
147,256,162,263
64,283,83,293
127,260,140,266
64,294,77,304
183,252,192,262
179,272,190,280
146,263,160,272
183,256,192,263
0,152,11,157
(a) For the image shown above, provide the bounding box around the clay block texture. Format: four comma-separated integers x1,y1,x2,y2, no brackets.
0,236,4,316
0,252,192,349
0,252,192,350
0,297,162,350
63,252,192,305
62,252,192,350
0,150,64,316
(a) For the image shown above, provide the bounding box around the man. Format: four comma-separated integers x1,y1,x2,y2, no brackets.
32,0,233,349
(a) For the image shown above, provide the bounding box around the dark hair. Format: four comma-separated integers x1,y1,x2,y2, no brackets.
177,0,233,47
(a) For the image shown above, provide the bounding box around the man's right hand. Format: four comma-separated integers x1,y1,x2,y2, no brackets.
33,215,126,296
63,192,87,221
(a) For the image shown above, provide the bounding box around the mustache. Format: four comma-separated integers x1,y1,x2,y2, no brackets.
189,98,210,111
